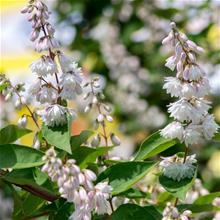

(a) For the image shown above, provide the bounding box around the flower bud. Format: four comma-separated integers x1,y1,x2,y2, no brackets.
92,96,98,104
20,6,29,13
84,104,91,113
5,92,12,101
97,114,104,123
15,99,22,109
106,115,113,122
18,116,28,128
91,134,101,147
110,133,121,146
33,133,40,149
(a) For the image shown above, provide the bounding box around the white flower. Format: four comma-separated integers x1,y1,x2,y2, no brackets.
185,179,209,204
168,98,195,122
163,77,182,97
181,83,196,98
160,154,197,181
213,197,220,207
60,70,83,100
38,104,67,127
70,203,92,220
91,134,101,147
58,53,72,73
18,116,28,128
90,182,112,215
36,86,57,104
195,77,210,97
30,56,57,76
188,65,203,81
183,124,203,146
28,80,41,97
161,121,184,141
110,133,121,146
165,56,176,71
202,114,219,140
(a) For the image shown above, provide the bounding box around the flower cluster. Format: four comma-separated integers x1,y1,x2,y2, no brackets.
42,148,112,220
161,22,219,146
162,202,192,220
83,77,121,148
185,178,209,203
159,154,197,181
0,74,32,129
21,0,84,128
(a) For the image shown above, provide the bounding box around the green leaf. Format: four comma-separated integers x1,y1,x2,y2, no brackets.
0,144,44,169
22,193,46,216
42,121,72,154
0,124,32,145
194,192,220,205
2,169,58,202
118,188,149,199
70,130,94,150
112,204,162,220
72,146,113,168
97,161,157,195
53,201,74,220
213,130,220,142
134,131,177,161
177,204,220,213
0,82,9,91
159,171,196,200
157,192,174,204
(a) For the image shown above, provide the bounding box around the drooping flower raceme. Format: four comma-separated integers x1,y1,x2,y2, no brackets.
161,22,219,146
83,77,121,148
22,0,84,128
42,148,112,220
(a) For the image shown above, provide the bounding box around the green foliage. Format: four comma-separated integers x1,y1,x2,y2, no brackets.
0,124,32,145
71,146,113,168
213,130,220,142
97,161,157,195
159,170,197,200
193,192,220,205
0,144,44,169
118,188,149,199
70,130,94,150
42,122,72,154
135,131,177,160
177,204,220,213
111,204,162,220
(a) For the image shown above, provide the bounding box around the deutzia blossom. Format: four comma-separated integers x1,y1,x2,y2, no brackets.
60,63,83,100
161,22,219,146
185,179,209,203
89,182,112,215
202,114,219,140
38,104,70,127
161,121,184,140
162,202,192,220
159,154,197,181
36,86,57,104
163,77,182,97
184,124,203,146
29,56,57,76
41,148,112,220
168,98,195,122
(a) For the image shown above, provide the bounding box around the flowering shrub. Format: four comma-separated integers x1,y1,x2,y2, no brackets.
0,1,220,220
